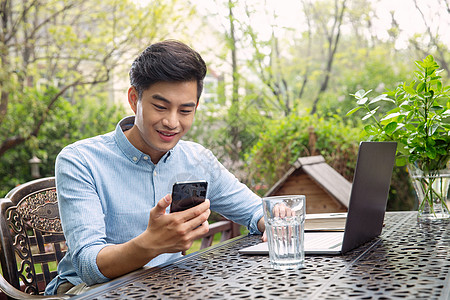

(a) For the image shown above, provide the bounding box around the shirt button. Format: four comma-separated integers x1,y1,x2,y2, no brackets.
153,171,157,176
133,157,138,162
143,156,149,160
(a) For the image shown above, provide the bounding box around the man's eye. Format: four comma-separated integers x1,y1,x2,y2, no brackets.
153,104,166,110
180,110,193,114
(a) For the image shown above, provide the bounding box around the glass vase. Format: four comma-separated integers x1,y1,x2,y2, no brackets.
408,164,450,220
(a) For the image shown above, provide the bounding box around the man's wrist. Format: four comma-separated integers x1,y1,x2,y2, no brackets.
257,217,265,234
131,231,160,261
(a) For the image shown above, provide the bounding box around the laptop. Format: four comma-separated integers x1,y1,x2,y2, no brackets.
239,141,397,255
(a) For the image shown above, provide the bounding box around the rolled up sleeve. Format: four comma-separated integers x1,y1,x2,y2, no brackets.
56,146,111,285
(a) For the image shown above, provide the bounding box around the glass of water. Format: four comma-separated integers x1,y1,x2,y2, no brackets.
262,195,306,270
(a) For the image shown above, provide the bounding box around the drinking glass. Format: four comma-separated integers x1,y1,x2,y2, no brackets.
262,195,306,270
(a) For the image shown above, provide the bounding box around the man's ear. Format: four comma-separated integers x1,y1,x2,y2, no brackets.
128,87,138,113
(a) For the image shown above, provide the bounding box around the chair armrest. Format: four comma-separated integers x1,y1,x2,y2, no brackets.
0,275,70,299
197,220,241,249
203,220,235,237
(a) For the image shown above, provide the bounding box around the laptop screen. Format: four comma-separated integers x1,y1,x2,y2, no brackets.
341,141,397,253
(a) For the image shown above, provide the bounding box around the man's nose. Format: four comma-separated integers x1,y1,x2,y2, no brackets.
162,112,179,129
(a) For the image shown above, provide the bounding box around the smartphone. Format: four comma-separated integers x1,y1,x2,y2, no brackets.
170,180,208,213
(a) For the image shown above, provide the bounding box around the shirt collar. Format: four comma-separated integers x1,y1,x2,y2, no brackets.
163,146,174,163
115,116,174,164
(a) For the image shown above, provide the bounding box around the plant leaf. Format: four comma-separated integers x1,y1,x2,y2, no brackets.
404,85,416,95
357,97,369,105
400,104,413,111
380,112,401,122
426,147,437,159
429,123,439,135
364,124,378,135
430,105,443,111
353,89,372,99
362,106,380,120
346,106,361,116
362,113,372,120
416,82,425,93
368,94,393,104
405,123,416,131
395,156,407,166
384,122,397,135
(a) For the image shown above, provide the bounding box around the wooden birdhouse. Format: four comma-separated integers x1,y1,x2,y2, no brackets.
265,155,351,214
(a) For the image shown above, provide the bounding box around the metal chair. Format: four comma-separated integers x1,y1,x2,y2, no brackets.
0,177,69,299
198,220,241,250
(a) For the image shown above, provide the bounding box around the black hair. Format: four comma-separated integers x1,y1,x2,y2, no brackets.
129,40,207,101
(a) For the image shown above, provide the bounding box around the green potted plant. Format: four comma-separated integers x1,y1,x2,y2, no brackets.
347,55,450,220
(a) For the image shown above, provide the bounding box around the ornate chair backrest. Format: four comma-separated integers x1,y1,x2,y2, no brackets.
0,177,66,295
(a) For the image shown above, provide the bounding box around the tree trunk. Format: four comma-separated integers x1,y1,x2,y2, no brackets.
228,0,240,163
310,0,346,115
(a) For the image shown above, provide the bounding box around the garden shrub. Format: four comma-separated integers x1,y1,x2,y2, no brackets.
245,112,415,210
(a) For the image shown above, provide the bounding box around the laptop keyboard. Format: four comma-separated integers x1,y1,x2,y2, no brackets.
305,232,344,250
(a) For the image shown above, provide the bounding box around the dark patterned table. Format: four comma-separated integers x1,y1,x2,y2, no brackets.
73,212,450,299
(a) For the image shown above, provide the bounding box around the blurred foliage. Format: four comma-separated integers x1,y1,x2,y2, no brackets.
245,112,362,190
244,112,416,211
0,84,126,196
0,0,194,195
187,90,267,164
322,47,415,117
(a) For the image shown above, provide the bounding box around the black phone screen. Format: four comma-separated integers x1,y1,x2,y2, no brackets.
170,180,208,213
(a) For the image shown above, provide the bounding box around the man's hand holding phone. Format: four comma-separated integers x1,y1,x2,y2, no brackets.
97,194,210,280
142,181,210,257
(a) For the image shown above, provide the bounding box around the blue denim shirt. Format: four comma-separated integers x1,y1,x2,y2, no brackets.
45,116,263,295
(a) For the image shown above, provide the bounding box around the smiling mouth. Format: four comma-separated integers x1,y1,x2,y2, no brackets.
157,130,178,137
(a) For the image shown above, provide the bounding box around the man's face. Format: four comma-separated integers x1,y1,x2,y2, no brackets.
127,81,197,163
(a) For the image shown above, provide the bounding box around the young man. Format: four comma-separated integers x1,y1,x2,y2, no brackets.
45,40,265,295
